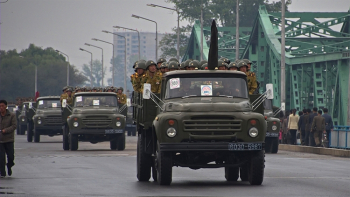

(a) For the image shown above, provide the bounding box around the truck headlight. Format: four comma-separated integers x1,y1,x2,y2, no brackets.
249,127,258,138
116,122,121,127
37,120,42,124
167,127,176,138
272,125,277,131
21,118,25,122
73,122,79,127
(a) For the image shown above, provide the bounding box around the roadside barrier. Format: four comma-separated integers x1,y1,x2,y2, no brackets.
330,126,350,149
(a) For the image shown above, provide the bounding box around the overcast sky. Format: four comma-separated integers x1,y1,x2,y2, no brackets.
1,0,349,73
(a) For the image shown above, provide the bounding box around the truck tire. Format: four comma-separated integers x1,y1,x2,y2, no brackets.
156,141,172,185
34,129,40,143
240,166,249,181
271,138,279,153
69,134,78,151
20,125,26,135
265,138,272,153
248,150,265,185
110,138,117,150
63,126,69,151
137,134,152,181
27,125,33,142
117,133,126,151
225,167,239,181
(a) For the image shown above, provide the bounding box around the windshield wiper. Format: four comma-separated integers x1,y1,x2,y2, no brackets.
181,95,198,99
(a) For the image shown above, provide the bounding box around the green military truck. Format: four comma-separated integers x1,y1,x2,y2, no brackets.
263,99,281,153
133,70,268,185
61,92,126,151
16,102,30,135
31,96,62,142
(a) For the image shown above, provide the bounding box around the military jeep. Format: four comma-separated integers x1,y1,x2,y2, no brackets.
134,70,267,185
31,97,62,142
61,92,126,151
263,99,281,153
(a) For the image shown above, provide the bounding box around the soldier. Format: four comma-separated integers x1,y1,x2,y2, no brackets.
311,110,326,147
60,86,68,103
219,57,230,65
157,58,167,70
243,59,252,72
228,62,238,71
160,62,168,73
140,60,162,93
132,61,146,92
163,63,169,73
183,60,192,70
199,60,208,69
188,60,199,70
201,63,209,70
85,86,92,92
218,60,228,70
238,61,257,95
168,61,179,71
116,87,127,105
179,62,186,70
168,57,179,64
60,87,73,105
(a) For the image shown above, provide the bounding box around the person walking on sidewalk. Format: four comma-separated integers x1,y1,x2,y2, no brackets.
304,109,311,146
0,100,17,178
311,110,325,147
288,109,299,145
308,108,318,146
298,109,308,145
322,108,333,147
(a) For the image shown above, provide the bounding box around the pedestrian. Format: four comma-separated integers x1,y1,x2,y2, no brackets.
298,109,308,145
322,108,333,147
0,100,17,178
304,109,311,146
288,109,299,145
308,107,318,146
282,111,290,144
311,110,325,147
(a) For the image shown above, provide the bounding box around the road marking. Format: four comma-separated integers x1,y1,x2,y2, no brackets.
265,177,350,179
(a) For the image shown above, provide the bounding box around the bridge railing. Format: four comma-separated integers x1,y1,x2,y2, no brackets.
330,126,350,149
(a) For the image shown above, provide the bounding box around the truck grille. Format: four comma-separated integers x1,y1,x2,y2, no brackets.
82,116,112,128
44,115,62,125
183,115,242,133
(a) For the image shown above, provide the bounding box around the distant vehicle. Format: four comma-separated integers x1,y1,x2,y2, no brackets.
15,102,30,135
263,99,281,153
30,96,62,142
61,92,126,151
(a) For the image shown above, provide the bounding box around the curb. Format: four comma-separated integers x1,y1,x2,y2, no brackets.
278,144,350,158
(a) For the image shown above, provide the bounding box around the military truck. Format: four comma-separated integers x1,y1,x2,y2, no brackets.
133,70,268,185
61,92,126,151
263,99,281,153
15,102,30,135
31,96,63,142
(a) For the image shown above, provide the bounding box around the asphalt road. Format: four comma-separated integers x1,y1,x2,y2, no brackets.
1,134,349,196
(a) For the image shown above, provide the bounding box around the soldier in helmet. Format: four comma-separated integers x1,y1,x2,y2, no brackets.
179,62,186,70
168,61,179,71
157,58,167,70
188,60,199,70
60,86,68,104
219,57,230,65
140,60,162,93
243,59,252,72
60,87,73,105
217,60,228,70
163,63,169,73
92,87,98,92
168,57,179,64
201,63,209,70
183,60,192,70
242,59,259,94
116,87,127,105
238,61,257,95
160,62,167,73
132,61,146,92
228,62,238,71
85,86,92,92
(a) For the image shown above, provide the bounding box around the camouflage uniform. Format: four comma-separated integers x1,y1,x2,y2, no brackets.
246,71,257,95
60,92,73,105
140,70,162,93
116,92,127,105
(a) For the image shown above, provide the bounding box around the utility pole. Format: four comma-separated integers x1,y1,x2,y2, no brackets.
235,0,239,60
281,0,286,112
200,2,203,61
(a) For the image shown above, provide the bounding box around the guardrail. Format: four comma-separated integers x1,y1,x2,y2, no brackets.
330,126,350,149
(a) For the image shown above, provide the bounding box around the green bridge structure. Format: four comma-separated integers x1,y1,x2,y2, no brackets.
183,5,350,125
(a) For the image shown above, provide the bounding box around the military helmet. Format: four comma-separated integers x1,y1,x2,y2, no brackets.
62,86,68,92
157,58,167,64
85,86,92,91
183,59,192,68
168,61,179,70
117,87,123,91
219,57,230,64
199,60,208,68
228,62,238,69
92,87,98,91
179,62,186,69
160,62,168,69
189,60,199,68
135,61,147,70
145,60,157,69
235,59,241,64
237,60,248,68
218,60,228,68
201,63,208,70
243,59,252,64
66,87,73,92
133,61,138,68
168,57,179,64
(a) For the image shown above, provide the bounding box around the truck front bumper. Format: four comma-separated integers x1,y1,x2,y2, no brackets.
160,142,264,152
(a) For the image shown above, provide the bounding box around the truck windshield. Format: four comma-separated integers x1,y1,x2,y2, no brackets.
263,99,273,110
37,100,61,109
165,77,248,99
74,95,118,107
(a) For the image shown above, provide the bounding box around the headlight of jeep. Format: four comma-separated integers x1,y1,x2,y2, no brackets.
116,122,121,127
73,122,79,127
167,127,176,138
249,127,258,138
37,120,42,124
272,125,277,131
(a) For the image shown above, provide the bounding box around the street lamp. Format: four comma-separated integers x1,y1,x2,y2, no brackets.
102,30,127,92
55,49,70,86
79,48,93,87
131,14,158,61
92,38,115,87
147,3,180,60
85,43,104,87
113,25,140,60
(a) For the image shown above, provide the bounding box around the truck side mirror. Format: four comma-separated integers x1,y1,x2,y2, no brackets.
126,98,131,107
266,83,274,99
143,83,151,99
62,99,67,108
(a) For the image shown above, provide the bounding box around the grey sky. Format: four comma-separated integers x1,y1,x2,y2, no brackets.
1,0,349,75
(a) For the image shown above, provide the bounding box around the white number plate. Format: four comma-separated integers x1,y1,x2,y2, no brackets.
105,129,124,134
228,143,262,151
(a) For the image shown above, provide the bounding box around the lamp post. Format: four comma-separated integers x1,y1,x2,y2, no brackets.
79,48,93,87
102,30,127,92
85,43,104,87
92,38,115,87
55,50,70,86
132,14,158,61
147,4,180,60
113,25,140,60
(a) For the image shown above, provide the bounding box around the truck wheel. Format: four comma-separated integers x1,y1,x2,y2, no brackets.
117,133,126,151
137,134,152,181
34,129,40,143
63,126,69,151
69,134,78,151
110,135,117,150
27,124,33,142
225,167,239,181
156,141,172,185
265,138,272,153
20,125,26,135
240,166,249,181
248,150,265,185
271,138,279,153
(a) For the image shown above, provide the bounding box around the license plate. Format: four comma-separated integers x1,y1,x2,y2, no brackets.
266,132,279,137
228,143,262,151
105,129,124,134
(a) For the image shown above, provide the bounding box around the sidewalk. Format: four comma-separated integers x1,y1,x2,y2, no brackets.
278,144,350,158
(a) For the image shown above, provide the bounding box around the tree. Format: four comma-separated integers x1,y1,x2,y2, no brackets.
81,59,106,87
